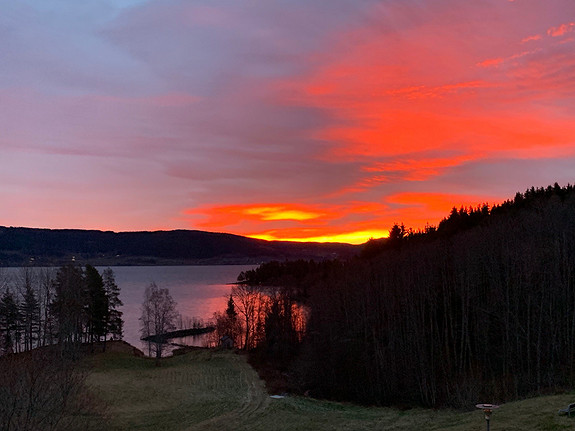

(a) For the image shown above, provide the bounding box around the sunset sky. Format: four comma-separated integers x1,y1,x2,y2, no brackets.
1,0,574,244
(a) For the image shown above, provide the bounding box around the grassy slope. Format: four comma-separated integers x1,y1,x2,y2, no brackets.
85,347,575,431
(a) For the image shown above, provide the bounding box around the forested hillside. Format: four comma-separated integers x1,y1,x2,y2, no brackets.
236,183,575,408
0,227,357,266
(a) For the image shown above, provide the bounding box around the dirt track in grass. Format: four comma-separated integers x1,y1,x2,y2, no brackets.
85,342,575,431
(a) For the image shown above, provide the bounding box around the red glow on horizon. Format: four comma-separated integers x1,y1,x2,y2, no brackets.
185,192,499,244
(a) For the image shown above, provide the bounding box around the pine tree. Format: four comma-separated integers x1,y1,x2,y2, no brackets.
103,268,123,342
50,264,86,355
226,294,237,320
85,265,108,345
0,290,22,353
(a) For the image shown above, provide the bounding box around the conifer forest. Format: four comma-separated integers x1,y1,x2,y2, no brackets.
236,184,575,408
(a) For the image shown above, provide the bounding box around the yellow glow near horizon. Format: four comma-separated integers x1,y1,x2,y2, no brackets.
249,229,390,245
244,206,324,221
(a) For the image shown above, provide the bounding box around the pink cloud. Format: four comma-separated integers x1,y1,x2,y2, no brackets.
522,34,542,43
548,22,575,37
476,49,539,69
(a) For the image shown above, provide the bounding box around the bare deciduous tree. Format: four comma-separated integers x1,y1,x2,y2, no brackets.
231,283,266,350
140,282,179,362
0,349,104,431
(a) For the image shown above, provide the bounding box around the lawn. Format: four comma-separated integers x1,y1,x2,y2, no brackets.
84,344,575,431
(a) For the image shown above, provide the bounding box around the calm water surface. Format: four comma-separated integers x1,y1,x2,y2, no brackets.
2,265,255,353
101,265,255,351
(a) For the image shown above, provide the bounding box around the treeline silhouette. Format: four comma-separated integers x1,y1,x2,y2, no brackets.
238,183,575,408
0,265,123,356
0,265,123,429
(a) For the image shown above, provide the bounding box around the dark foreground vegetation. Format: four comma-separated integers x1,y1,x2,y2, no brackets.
0,265,125,430
83,347,575,431
0,227,357,266
0,265,123,356
0,347,105,431
228,183,575,408
4,343,574,431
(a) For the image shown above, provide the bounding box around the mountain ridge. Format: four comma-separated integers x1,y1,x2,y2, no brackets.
0,226,359,266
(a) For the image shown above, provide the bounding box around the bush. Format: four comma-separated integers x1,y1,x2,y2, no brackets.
0,349,105,431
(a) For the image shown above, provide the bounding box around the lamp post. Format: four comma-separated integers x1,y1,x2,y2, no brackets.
476,403,499,431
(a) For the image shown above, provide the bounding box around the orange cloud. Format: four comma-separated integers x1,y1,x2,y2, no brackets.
366,155,475,181
387,192,490,212
186,193,506,244
276,29,572,167
188,203,330,229
186,201,396,244
386,81,491,99
244,206,325,221
338,154,478,195
385,192,496,230
477,57,505,68
318,110,472,159
299,81,575,162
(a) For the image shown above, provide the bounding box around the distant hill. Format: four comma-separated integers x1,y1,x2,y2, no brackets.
0,226,359,266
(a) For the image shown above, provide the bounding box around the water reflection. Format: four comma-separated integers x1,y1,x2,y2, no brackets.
0,265,255,355
104,265,256,353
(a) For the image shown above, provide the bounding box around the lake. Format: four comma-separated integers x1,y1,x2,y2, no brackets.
103,265,255,351
1,265,255,353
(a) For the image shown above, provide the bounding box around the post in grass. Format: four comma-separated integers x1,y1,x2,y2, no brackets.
476,403,499,431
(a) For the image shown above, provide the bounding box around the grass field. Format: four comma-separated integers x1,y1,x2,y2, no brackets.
84,344,575,431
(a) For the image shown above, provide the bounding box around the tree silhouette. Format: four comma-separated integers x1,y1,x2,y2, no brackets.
0,290,21,354
239,183,575,407
21,282,40,351
103,268,123,343
51,265,86,357
85,265,108,346
140,282,178,362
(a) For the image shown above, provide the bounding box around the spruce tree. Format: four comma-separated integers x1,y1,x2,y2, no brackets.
103,268,123,342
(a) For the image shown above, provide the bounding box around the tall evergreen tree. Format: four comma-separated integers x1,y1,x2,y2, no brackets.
85,265,108,345
226,294,237,320
103,268,123,342
0,290,22,354
51,264,86,355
